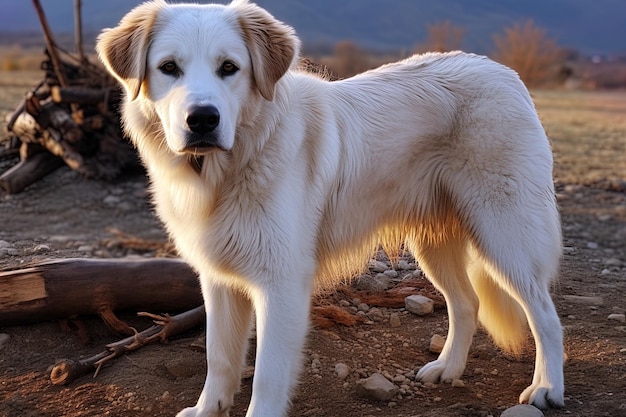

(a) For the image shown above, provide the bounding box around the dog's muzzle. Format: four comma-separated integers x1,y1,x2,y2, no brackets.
183,105,224,152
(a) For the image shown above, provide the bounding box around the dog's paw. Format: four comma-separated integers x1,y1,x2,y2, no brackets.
519,383,565,409
415,359,463,383
176,406,230,417
176,407,199,417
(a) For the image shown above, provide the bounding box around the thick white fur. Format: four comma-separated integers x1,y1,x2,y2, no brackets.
97,1,565,416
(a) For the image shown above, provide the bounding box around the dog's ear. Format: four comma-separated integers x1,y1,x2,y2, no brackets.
96,1,164,101
233,1,300,101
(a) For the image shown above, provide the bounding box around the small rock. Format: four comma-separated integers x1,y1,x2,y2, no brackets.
159,391,172,402
405,295,434,316
367,308,384,322
586,242,599,249
389,313,401,328
383,269,398,278
375,273,392,287
103,195,121,205
356,373,398,401
354,274,390,292
605,258,622,267
429,334,445,353
77,245,93,253
357,303,370,312
339,299,351,307
392,375,407,383
397,259,415,270
562,295,604,306
334,363,350,380
608,313,626,323
369,260,388,273
500,404,544,417
48,235,74,242
451,379,465,388
563,184,581,193
34,244,50,253
0,240,10,248
0,333,10,350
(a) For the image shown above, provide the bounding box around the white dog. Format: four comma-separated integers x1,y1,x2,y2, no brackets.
97,1,564,416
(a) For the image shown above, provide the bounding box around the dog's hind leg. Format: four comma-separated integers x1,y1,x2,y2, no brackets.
410,236,479,383
515,285,564,409
177,284,253,417
470,202,564,409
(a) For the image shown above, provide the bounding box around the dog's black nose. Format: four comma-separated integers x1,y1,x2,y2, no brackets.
186,105,220,133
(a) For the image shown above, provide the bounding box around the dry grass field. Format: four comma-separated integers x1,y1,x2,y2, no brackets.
0,67,625,417
534,90,626,185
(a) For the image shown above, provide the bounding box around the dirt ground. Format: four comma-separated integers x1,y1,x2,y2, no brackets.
0,78,625,417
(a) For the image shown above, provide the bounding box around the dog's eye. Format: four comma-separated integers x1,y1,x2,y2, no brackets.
219,61,239,77
159,61,180,76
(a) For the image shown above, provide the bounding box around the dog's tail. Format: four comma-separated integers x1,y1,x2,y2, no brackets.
468,258,528,355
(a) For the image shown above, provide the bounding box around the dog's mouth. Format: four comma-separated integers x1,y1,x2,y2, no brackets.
181,143,225,154
180,133,228,154
182,134,228,174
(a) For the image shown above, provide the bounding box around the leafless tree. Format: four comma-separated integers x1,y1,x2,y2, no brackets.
415,20,465,53
492,20,563,87
326,40,371,78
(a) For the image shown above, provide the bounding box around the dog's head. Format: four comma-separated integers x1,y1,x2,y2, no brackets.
97,0,299,154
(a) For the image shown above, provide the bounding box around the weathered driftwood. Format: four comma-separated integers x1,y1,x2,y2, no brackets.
0,258,202,326
50,305,205,385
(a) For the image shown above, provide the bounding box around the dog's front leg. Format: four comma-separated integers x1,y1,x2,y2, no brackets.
245,280,312,417
177,283,253,417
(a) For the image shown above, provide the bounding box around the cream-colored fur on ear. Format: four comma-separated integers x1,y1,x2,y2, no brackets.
233,1,300,101
96,1,165,101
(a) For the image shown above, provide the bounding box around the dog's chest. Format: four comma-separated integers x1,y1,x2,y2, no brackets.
152,175,266,275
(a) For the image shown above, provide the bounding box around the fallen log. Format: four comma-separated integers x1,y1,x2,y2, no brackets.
0,258,202,326
0,150,63,194
50,85,109,106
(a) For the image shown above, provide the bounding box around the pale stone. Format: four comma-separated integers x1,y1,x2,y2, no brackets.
356,373,398,401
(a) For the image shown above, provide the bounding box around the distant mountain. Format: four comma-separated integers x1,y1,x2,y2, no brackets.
1,0,624,55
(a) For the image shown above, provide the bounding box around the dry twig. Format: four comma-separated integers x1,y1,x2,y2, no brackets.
50,306,205,385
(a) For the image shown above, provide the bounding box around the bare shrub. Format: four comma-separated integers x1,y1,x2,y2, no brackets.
322,40,371,78
492,20,563,87
415,20,465,53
